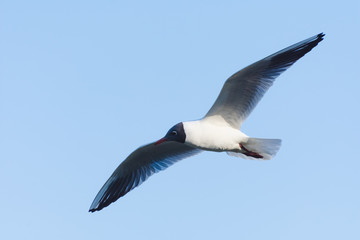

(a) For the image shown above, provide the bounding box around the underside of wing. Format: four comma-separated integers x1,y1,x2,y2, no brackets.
89,141,201,212
205,33,324,128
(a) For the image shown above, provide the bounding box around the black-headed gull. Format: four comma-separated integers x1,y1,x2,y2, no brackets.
89,33,324,212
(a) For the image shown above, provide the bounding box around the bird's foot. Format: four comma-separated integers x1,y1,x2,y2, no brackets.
239,144,263,159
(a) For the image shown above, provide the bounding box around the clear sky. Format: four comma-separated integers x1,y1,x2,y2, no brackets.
1,1,359,239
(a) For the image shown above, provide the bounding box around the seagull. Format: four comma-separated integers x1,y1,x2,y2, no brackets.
89,33,324,212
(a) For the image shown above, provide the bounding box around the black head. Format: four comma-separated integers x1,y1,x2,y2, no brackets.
155,122,186,145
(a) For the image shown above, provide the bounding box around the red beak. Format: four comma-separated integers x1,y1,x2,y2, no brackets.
155,137,167,145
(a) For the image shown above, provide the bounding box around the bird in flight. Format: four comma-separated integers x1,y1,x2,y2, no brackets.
89,33,324,212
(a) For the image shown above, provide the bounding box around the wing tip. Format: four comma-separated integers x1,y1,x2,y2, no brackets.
267,32,325,70
89,199,115,212
88,208,97,213
315,32,325,44
318,32,325,39
301,32,325,51
89,206,102,213
291,32,325,53
89,201,102,212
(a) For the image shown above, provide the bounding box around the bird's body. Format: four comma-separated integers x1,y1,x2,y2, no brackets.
89,33,324,212
183,119,248,152
183,118,280,160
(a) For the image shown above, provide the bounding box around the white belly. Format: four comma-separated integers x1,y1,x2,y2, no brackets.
183,120,248,152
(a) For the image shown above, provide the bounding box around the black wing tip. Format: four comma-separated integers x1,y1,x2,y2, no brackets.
88,199,115,213
267,32,325,71
302,32,325,50
301,32,325,52
300,32,325,53
89,208,97,213
89,207,101,213
89,203,102,212
318,32,325,39
89,201,111,212
88,183,130,213
292,32,325,53
315,32,325,43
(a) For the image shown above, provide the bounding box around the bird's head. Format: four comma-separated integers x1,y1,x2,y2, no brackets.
155,122,186,145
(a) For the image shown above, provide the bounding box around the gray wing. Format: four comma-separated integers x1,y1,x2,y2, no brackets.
89,141,201,212
205,33,324,128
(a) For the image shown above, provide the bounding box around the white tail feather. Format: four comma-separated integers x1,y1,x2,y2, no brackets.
227,138,281,160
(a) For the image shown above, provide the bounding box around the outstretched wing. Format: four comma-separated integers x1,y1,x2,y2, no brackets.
205,33,324,128
89,142,201,212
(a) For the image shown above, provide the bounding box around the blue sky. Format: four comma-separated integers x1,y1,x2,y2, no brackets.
1,1,359,239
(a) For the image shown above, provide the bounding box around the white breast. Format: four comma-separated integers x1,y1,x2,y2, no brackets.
183,120,248,152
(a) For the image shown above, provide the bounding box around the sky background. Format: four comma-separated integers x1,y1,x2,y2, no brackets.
1,1,359,239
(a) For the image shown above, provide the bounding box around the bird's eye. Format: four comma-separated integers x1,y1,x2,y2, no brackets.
171,130,177,136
